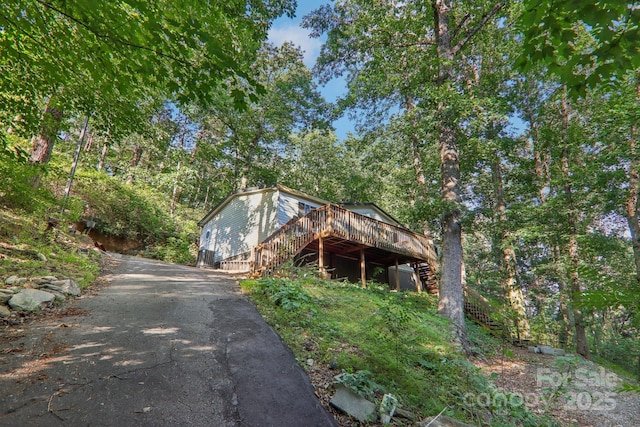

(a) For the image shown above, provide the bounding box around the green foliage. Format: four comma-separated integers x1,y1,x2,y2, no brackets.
333,370,385,400
256,277,314,311
0,138,54,212
617,382,640,394
517,0,640,95
0,0,295,138
0,208,101,287
152,233,196,265
242,276,553,425
71,169,176,243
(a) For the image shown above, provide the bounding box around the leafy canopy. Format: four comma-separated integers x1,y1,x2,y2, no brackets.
0,0,295,133
518,1,640,95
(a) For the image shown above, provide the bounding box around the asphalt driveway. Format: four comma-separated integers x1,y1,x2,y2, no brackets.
0,256,337,426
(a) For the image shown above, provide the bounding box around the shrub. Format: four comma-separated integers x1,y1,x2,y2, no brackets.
154,233,196,264
256,277,314,311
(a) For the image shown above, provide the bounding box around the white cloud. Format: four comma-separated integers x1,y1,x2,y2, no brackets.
268,25,322,68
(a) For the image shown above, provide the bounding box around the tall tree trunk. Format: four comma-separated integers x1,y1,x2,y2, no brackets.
406,95,434,239
528,96,563,344
62,114,90,208
126,143,143,185
170,160,182,217
553,244,572,347
492,154,530,338
433,0,468,350
83,130,94,152
239,127,263,191
203,185,211,211
627,74,640,285
560,95,589,359
30,102,63,165
97,133,110,172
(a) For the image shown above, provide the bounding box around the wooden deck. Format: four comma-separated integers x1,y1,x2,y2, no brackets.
252,204,438,280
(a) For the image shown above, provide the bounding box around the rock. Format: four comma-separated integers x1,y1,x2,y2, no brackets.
49,291,66,303
42,284,65,293
0,289,13,303
5,276,26,285
37,253,47,262
0,305,11,318
420,415,475,427
50,279,81,296
330,385,377,423
537,345,565,356
306,358,315,367
40,276,59,282
394,407,416,420
528,346,540,354
538,345,553,354
379,394,397,424
32,277,55,286
8,289,56,312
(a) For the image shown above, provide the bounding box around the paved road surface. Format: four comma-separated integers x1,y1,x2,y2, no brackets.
0,256,337,426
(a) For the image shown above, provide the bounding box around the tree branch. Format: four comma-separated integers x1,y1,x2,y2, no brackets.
35,0,191,66
452,13,471,40
452,1,506,56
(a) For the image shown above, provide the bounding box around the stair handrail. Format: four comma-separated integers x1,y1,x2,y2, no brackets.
253,205,330,273
253,204,439,274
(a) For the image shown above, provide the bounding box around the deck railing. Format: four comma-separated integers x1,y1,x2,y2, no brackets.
252,204,437,274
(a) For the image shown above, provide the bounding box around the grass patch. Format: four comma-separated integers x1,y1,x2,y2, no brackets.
241,276,557,426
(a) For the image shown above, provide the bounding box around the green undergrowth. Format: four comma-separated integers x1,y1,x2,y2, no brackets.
1,137,197,266
241,276,557,426
0,208,101,288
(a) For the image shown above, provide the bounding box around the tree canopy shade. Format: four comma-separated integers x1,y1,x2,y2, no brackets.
517,0,640,95
0,0,295,136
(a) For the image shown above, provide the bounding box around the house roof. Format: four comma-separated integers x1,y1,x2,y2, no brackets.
197,185,408,230
339,202,404,228
197,185,330,227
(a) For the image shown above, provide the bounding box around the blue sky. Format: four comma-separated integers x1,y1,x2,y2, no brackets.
268,2,354,139
267,3,525,139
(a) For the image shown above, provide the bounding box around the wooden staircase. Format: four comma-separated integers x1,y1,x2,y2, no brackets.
463,287,506,335
464,300,504,333
411,266,505,335
413,262,438,294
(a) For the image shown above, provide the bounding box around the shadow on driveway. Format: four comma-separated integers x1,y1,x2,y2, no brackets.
0,256,337,427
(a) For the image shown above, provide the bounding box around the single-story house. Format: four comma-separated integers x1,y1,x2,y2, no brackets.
196,185,437,292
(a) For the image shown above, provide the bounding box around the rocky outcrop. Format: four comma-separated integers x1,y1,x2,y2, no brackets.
1,275,83,316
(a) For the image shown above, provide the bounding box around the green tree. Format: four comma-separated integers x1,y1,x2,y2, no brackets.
193,42,329,191
517,1,640,94
1,0,295,165
306,0,508,350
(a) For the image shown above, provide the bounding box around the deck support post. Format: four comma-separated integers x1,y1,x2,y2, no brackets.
360,248,366,288
412,263,423,293
319,236,326,278
395,258,400,291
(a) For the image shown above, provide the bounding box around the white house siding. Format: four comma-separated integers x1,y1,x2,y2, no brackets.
277,192,322,227
201,189,279,263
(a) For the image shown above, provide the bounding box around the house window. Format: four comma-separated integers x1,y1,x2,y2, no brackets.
298,201,313,217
